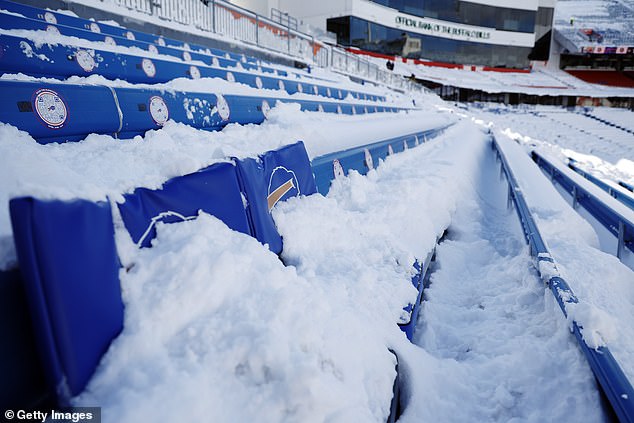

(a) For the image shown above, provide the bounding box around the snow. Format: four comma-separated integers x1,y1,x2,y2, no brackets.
2,2,634,421
376,58,634,97
398,145,604,422
76,212,398,422
465,103,634,189
0,100,449,269
493,131,634,379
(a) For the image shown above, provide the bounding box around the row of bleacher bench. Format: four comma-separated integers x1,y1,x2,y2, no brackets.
0,0,414,145
582,111,634,135
0,0,386,102
0,79,404,144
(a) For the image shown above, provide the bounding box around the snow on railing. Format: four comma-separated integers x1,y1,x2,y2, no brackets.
100,0,413,92
492,135,634,423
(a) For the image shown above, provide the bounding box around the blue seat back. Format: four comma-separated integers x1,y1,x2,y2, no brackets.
9,198,124,404
236,141,316,254
117,162,251,248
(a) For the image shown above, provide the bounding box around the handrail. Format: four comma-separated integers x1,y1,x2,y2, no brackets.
567,158,634,210
492,135,634,423
531,151,634,260
90,0,417,92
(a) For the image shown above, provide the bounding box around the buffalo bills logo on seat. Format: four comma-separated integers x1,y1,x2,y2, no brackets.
33,88,68,129
267,166,300,211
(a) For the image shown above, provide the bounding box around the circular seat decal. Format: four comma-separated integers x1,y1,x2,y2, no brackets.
75,50,96,72
44,12,57,24
261,100,271,119
189,65,201,79
149,96,169,125
33,89,68,129
216,94,231,121
142,58,156,78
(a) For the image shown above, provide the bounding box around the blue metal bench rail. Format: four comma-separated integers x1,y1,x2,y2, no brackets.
566,158,634,210
532,151,634,260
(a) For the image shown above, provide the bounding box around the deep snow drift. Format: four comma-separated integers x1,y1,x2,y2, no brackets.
1,17,633,419
398,136,605,423
64,120,631,422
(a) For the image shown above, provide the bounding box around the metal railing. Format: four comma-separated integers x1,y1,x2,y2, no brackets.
101,0,418,93
271,8,297,31
493,135,634,423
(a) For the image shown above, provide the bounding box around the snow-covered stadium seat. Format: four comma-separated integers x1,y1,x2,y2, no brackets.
0,30,383,102
0,9,389,102
0,0,264,66
0,3,265,71
312,131,428,195
310,128,451,340
4,141,319,405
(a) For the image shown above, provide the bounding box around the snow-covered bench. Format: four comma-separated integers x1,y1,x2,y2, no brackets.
6,141,315,405
0,2,386,102
0,79,403,144
4,121,456,406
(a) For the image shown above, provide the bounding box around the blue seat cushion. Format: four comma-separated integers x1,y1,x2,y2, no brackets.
236,141,317,254
118,162,251,248
9,197,124,403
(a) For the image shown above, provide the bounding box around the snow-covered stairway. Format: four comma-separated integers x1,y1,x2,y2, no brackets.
493,135,634,422
397,130,607,422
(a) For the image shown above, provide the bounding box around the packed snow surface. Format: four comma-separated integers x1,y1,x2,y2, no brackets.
2,84,633,421
398,135,605,423
65,119,632,422
465,103,634,190
1,5,634,419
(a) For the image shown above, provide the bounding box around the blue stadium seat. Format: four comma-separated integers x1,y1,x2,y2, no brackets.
0,31,383,103
0,79,409,144
0,268,51,409
0,79,121,144
0,3,387,101
117,162,251,248
236,141,317,254
9,197,124,404
0,34,197,83
398,259,428,340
